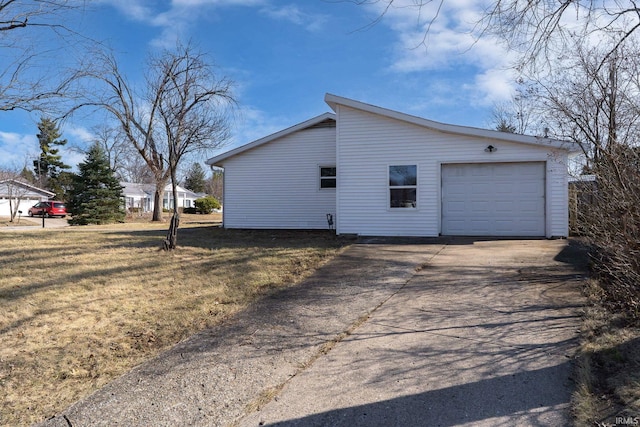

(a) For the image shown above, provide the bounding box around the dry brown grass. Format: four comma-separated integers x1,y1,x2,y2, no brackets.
0,217,39,227
572,279,640,425
0,222,346,426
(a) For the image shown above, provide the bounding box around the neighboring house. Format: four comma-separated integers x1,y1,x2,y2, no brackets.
0,180,55,217
206,94,579,238
121,182,201,213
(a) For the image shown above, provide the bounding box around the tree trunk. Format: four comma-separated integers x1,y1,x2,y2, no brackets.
162,213,180,251
162,168,180,251
9,198,15,222
152,186,164,222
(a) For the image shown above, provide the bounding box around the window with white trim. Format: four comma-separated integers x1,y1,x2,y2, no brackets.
320,166,336,189
389,165,417,208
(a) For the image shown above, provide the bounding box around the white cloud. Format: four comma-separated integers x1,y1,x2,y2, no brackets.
362,0,518,105
0,132,39,170
97,0,155,21
260,4,328,32
0,126,101,172
100,0,323,49
468,67,517,106
172,0,264,7
66,126,94,143
229,105,291,148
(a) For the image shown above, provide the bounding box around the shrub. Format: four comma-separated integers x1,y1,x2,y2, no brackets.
579,145,640,320
195,196,220,214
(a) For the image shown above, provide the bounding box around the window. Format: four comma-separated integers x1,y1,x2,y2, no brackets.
320,166,336,189
389,165,417,208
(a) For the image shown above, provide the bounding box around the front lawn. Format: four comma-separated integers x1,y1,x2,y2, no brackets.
0,224,346,425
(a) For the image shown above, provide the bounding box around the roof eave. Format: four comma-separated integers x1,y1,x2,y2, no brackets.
0,179,56,197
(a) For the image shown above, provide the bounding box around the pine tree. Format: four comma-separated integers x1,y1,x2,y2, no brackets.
67,143,125,225
33,117,70,198
20,167,36,184
184,162,206,193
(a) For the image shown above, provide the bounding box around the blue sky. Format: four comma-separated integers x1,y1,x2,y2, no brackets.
0,0,516,174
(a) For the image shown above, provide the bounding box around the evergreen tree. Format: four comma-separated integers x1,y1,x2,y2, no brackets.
20,167,36,184
67,143,125,225
33,117,71,198
184,162,206,193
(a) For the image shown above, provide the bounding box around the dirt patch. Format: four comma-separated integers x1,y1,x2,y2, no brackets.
573,281,640,425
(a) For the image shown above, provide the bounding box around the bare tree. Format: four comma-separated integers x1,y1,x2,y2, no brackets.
74,43,235,248
151,43,234,249
478,0,640,69
489,82,541,134
206,168,224,201
120,155,155,184
72,49,170,222
350,0,640,69
89,124,136,180
532,40,640,164
518,38,640,315
0,0,85,113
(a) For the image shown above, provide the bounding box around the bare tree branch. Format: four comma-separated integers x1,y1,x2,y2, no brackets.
72,43,235,249
0,0,89,113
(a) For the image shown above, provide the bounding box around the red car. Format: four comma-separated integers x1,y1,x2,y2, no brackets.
28,201,67,218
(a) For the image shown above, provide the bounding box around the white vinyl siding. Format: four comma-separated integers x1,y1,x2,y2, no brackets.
221,126,336,229
335,106,569,237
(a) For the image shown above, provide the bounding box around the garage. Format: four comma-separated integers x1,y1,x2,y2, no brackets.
441,162,546,236
210,94,575,238
0,179,54,218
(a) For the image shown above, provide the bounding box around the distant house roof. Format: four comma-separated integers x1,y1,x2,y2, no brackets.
121,182,154,197
205,112,336,166
120,182,201,199
0,179,55,198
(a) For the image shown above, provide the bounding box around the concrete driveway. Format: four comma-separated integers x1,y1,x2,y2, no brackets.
39,239,586,427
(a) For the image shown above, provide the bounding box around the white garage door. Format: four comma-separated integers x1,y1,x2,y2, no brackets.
441,162,545,236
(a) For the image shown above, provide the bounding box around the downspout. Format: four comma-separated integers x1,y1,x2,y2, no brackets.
221,166,226,228
334,105,340,235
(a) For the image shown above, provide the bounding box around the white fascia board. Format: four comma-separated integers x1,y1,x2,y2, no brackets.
0,179,56,197
205,112,336,166
324,93,580,152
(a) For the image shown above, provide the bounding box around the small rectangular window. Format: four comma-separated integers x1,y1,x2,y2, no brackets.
320,166,336,189
389,165,417,208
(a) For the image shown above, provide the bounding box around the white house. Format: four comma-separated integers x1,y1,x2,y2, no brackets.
206,94,578,238
121,182,202,213
0,180,55,217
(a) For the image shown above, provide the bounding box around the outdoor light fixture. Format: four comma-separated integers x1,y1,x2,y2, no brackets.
485,145,497,153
